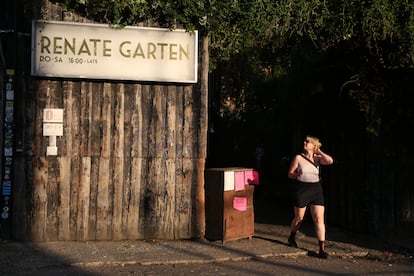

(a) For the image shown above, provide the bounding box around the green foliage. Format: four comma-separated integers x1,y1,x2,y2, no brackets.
361,0,414,67
341,71,389,136
271,0,414,68
50,1,278,65
49,0,414,136
267,0,414,137
50,0,414,69
50,0,148,26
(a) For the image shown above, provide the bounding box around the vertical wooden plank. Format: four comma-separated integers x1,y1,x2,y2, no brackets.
140,84,152,158
183,85,196,238
60,80,77,241
66,80,79,244
45,79,63,241
131,84,143,158
123,84,134,158
183,157,194,238
183,86,194,159
135,84,144,239
175,85,184,158
70,81,91,240
166,86,177,159
174,86,187,238
31,157,48,241
32,81,42,157
101,82,112,158
113,84,125,240
80,82,93,156
160,86,176,238
196,158,206,238
112,158,123,240
140,84,154,237
96,83,113,240
144,157,163,238
61,81,72,157
69,157,81,240
88,157,99,240
78,157,91,240
62,81,81,157
57,157,71,240
29,79,46,241
33,80,50,156
122,84,133,239
85,82,102,240
126,84,143,239
198,36,209,160
165,85,178,238
143,85,172,238
44,173,58,243
163,158,176,238
196,35,209,238
149,85,165,158
129,158,142,239
45,79,63,108
96,157,111,240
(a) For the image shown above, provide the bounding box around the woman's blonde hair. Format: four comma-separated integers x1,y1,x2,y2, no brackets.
306,135,322,152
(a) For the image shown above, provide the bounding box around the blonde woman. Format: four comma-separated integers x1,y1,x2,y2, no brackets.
287,135,333,258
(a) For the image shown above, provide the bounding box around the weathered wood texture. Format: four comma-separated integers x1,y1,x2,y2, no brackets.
28,81,202,241
22,1,207,241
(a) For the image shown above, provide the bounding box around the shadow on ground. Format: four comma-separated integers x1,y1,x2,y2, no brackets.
253,190,414,257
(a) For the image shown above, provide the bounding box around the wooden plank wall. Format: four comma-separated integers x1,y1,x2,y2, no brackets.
23,1,205,241
28,82,200,241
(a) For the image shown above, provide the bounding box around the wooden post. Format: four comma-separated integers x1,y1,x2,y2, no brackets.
196,34,209,238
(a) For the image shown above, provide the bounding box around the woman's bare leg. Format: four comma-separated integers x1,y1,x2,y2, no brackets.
290,206,307,232
309,205,325,241
288,206,307,247
310,204,328,258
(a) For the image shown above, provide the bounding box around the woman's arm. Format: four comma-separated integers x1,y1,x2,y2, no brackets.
287,155,302,179
315,149,333,165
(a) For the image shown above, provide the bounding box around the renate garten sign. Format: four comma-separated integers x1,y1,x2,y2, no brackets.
31,21,198,83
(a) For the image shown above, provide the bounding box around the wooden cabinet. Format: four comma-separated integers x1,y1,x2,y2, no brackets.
205,168,256,242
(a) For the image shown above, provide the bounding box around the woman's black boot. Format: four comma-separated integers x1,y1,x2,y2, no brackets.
288,232,298,247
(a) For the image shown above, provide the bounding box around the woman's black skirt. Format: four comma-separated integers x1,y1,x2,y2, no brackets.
291,180,324,208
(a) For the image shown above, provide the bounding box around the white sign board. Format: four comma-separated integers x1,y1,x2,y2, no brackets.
31,20,198,83
43,108,64,123
46,146,58,156
43,123,63,136
224,171,235,191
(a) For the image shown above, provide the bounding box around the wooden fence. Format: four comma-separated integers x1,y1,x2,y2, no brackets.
7,1,208,241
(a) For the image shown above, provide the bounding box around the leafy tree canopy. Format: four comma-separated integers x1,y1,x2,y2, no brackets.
51,0,414,69
49,0,414,137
